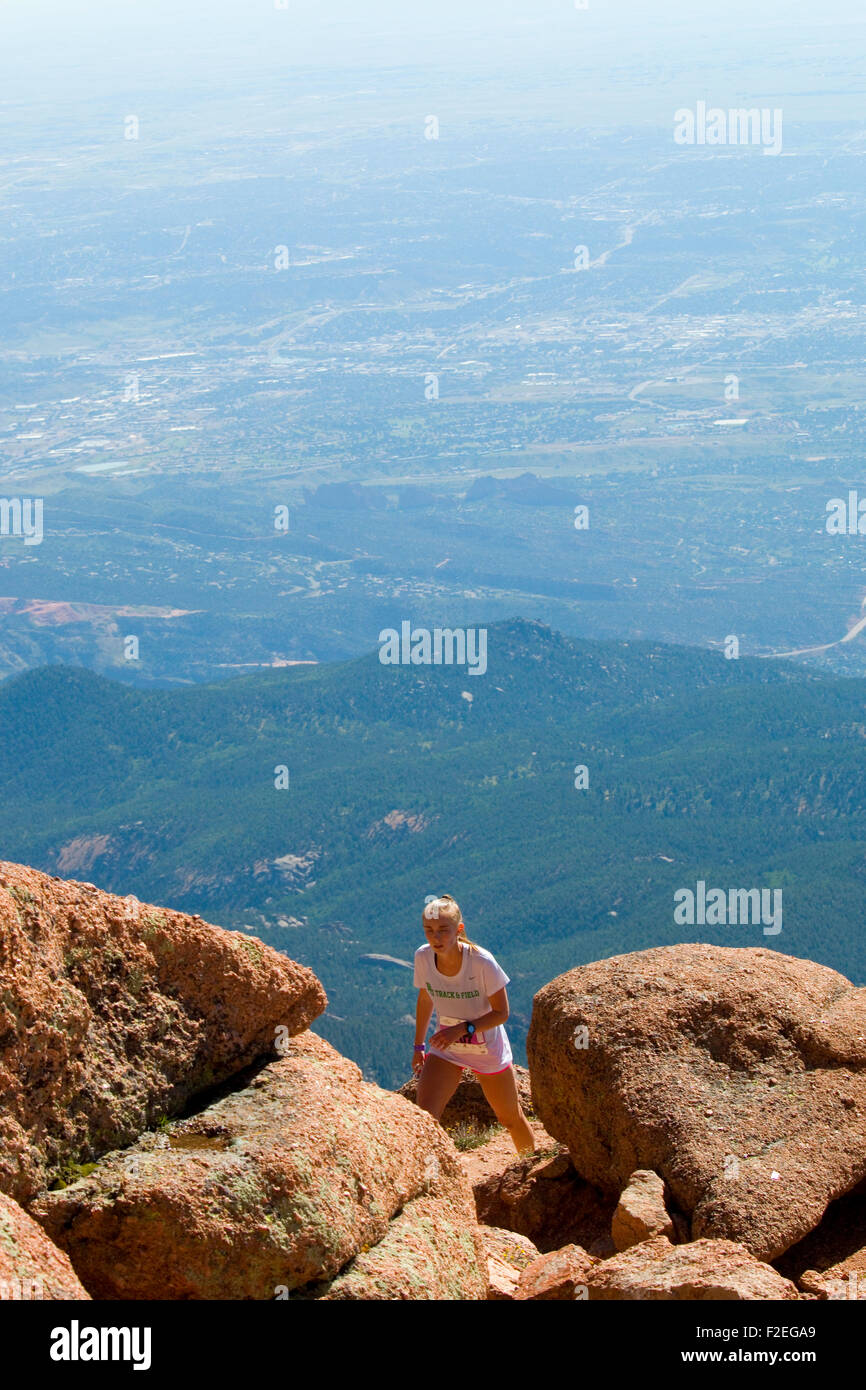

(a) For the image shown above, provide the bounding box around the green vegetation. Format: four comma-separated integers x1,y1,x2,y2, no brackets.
1,618,864,1088
8,885,35,906
446,1120,503,1151
49,1161,98,1191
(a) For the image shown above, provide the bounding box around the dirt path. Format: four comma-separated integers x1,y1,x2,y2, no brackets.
459,1118,557,1188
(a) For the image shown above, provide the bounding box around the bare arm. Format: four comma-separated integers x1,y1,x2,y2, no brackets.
415,988,434,1048
469,984,509,1032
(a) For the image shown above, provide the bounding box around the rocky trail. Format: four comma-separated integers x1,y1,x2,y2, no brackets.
1,857,864,1301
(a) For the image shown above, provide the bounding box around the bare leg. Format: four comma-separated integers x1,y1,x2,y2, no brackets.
415,1051,464,1121
477,1066,536,1156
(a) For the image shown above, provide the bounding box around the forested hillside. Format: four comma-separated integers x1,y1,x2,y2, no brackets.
2,618,863,1087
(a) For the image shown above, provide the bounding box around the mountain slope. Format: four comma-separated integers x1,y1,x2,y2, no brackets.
1,618,863,1086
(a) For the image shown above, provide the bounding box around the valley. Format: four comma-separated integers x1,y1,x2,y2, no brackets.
2,618,864,1087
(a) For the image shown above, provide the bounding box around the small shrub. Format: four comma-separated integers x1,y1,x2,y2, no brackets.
49,1161,98,1191
446,1120,503,1152
9,885,35,906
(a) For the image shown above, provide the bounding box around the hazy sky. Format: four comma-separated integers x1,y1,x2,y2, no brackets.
1,0,864,124
3,0,864,74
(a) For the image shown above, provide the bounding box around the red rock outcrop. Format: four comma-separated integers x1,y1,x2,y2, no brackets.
612,1169,676,1251
0,1192,90,1300
528,944,866,1260
0,859,326,1201
470,1143,616,1254
798,1268,865,1300
6,856,861,1303
586,1235,799,1300
33,1031,485,1300
317,1190,482,1300
487,1259,521,1301
514,1243,597,1300
776,1186,866,1299
480,1225,541,1299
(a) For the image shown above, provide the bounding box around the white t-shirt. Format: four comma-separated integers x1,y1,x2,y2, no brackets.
414,942,513,1073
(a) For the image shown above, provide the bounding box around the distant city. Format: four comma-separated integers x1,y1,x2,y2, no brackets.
2,32,866,686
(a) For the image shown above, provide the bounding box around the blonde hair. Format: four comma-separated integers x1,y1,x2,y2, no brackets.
423,894,480,951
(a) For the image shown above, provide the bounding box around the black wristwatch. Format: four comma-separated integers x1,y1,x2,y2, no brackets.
464,1021,476,1037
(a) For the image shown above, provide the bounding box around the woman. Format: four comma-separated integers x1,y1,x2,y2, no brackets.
412,894,535,1156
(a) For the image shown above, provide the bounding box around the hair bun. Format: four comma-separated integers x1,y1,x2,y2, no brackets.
423,895,462,924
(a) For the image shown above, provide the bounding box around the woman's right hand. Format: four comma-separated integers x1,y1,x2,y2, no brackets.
412,1049,425,1075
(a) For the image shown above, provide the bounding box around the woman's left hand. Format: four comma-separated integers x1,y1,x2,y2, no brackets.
430,1024,469,1050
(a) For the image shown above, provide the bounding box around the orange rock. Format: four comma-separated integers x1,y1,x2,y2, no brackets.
33,1032,485,1300
487,1255,521,1301
471,1141,616,1253
320,1190,485,1301
479,1224,540,1270
479,1225,540,1298
0,859,326,1201
0,1192,89,1300
587,1235,800,1300
514,1244,597,1300
777,1187,866,1298
797,1268,866,1300
612,1170,675,1251
529,944,866,1260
